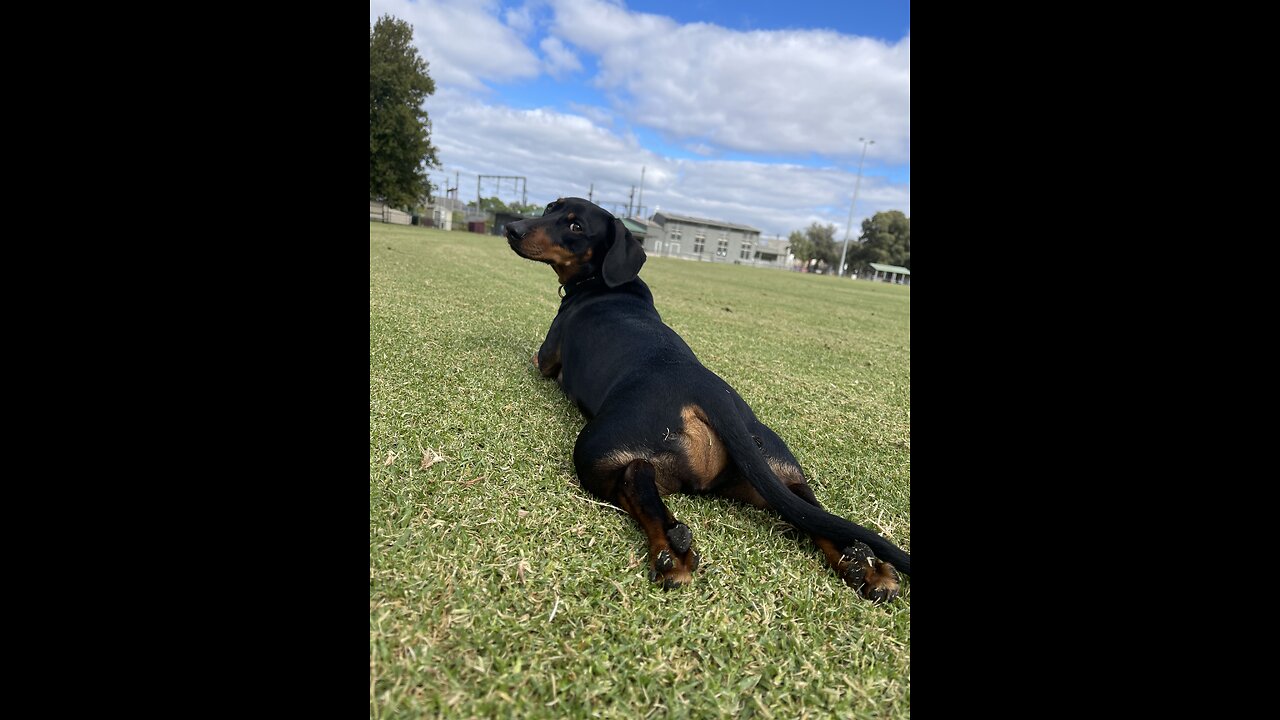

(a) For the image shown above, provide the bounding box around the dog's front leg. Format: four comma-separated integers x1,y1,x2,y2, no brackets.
533,318,564,379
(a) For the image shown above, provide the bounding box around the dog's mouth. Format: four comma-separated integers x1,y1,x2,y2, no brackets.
506,229,540,259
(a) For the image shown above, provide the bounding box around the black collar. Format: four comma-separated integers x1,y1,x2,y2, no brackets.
559,275,602,298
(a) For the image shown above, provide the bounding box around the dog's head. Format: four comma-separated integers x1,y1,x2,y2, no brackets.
506,197,646,288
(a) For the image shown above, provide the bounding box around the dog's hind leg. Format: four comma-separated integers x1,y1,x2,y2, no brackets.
718,423,902,602
574,427,699,589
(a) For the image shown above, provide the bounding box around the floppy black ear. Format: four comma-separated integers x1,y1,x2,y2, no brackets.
602,218,646,287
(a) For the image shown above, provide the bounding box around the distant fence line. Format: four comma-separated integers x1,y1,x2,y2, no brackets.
369,201,413,225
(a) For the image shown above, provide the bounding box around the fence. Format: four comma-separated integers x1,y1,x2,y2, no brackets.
369,201,413,225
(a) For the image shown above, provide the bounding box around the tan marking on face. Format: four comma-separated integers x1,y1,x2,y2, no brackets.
680,404,728,487
519,227,583,282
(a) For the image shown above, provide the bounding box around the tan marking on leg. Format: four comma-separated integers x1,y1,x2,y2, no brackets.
596,449,645,474
767,458,806,486
680,404,728,488
596,449,680,494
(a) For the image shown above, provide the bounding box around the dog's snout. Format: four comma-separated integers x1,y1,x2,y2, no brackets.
506,220,530,239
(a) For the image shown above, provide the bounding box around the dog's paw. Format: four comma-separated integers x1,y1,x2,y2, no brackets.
666,522,692,554
838,541,901,603
646,522,700,589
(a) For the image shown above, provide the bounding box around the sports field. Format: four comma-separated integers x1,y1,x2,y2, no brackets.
370,221,910,719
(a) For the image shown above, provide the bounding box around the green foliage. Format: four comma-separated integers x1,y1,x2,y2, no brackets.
370,15,440,210
787,222,840,269
478,196,542,216
850,211,910,272
507,201,543,215
477,196,507,214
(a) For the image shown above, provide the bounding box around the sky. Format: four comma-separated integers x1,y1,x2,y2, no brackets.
370,0,910,240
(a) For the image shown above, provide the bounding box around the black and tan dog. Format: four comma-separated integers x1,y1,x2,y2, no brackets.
507,197,909,600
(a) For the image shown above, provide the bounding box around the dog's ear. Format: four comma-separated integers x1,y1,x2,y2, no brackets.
602,218,646,287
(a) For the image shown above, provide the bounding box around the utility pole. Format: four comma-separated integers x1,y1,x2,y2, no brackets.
628,186,635,217
838,138,875,278
588,183,593,202
637,166,645,218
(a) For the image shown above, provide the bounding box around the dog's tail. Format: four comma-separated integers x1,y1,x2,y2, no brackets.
703,394,911,576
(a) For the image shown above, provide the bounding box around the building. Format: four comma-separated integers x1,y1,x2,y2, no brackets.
645,211,789,268
491,209,542,237
422,196,469,230
864,262,911,285
620,216,653,243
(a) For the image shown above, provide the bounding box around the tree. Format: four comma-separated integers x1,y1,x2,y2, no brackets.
507,201,543,215
787,222,840,270
849,211,910,272
370,15,440,210
477,196,510,215
478,196,542,216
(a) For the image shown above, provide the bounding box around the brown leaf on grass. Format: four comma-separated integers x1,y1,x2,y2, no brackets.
420,448,446,470
383,450,398,466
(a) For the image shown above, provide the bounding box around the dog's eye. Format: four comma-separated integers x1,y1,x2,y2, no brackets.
570,221,583,233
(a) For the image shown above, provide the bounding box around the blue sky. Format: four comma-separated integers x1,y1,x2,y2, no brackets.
371,0,910,238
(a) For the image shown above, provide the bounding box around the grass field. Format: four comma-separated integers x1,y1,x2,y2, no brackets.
370,221,910,719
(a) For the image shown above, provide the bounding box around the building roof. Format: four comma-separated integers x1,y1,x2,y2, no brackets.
621,217,650,236
869,263,911,275
653,211,760,234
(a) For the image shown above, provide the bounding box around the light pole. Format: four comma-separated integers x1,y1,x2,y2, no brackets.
837,137,874,278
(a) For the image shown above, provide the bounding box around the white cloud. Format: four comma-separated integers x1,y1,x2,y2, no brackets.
370,0,541,90
375,0,909,236
425,95,908,238
546,0,910,163
540,36,583,77
503,1,540,36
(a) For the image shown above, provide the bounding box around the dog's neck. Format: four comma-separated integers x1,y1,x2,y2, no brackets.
558,276,653,314
559,275,603,298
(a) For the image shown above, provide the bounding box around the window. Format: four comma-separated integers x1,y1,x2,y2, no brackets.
740,242,753,260
668,227,682,243
694,235,705,254
716,238,729,257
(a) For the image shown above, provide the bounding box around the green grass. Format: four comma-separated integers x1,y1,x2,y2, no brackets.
370,221,910,719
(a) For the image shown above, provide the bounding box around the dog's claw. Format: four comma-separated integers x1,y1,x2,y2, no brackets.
838,542,901,603
646,524,698,588
655,548,674,572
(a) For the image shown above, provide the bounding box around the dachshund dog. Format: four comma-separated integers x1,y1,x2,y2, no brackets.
507,197,909,600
